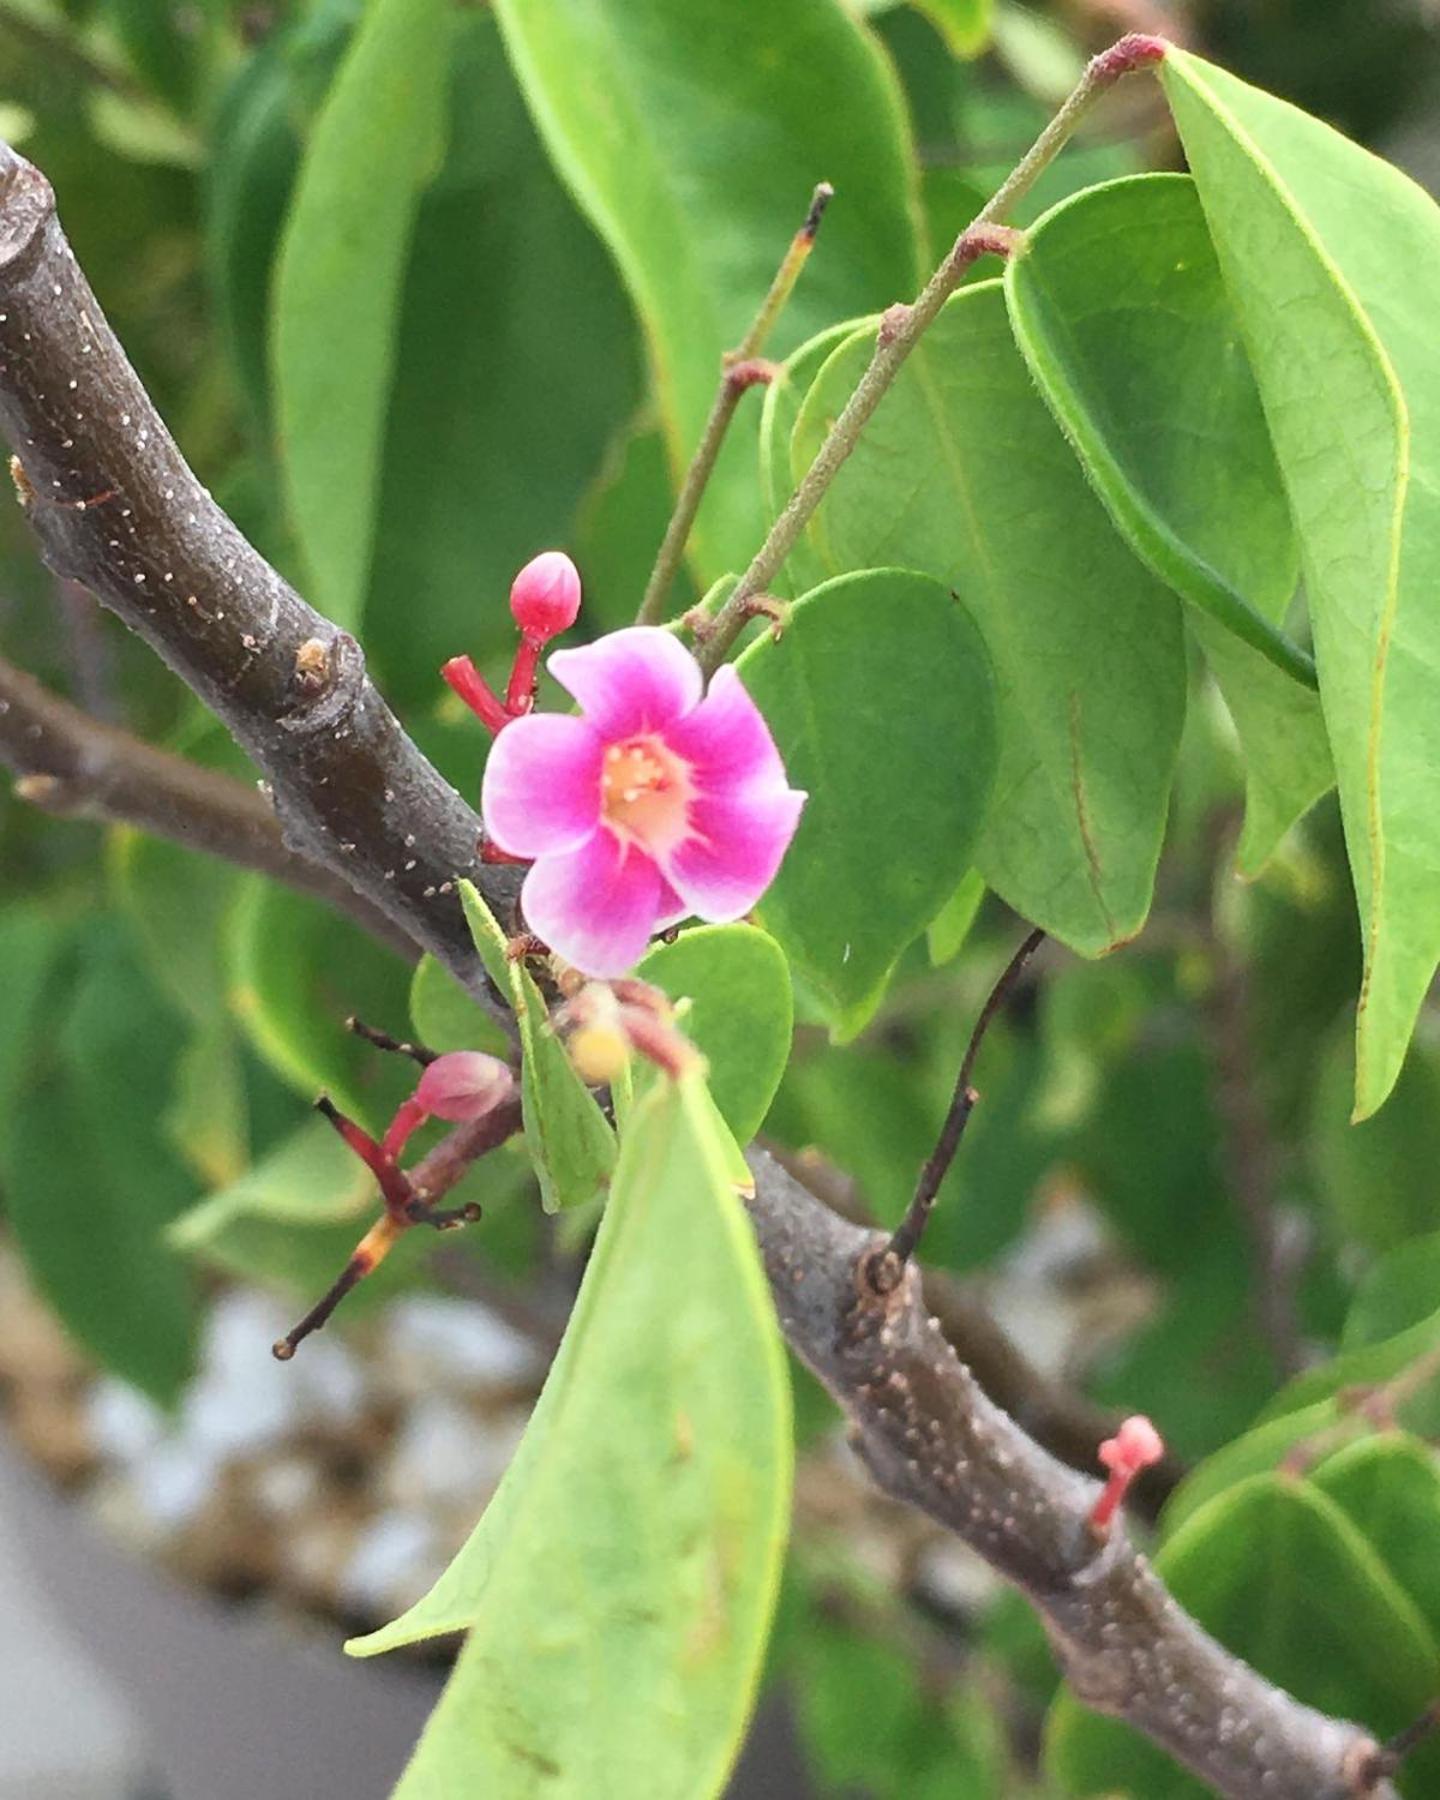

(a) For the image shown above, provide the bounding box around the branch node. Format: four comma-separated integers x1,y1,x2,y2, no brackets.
1089,32,1169,83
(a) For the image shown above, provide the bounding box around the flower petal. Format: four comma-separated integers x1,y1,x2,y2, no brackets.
661,786,806,923
481,713,604,857
522,826,664,978
548,628,703,739
661,665,788,797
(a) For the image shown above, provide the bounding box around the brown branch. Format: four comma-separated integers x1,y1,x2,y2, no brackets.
0,130,1402,1800
0,651,415,957
0,141,520,1022
747,1149,1395,1800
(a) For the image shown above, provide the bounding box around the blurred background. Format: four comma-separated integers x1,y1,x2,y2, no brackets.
3,2,1440,1796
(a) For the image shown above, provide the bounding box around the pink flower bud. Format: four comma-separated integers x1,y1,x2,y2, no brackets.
509,551,581,644
1090,1414,1165,1534
415,1051,514,1122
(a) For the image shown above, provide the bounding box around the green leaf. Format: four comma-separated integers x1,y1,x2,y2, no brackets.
576,418,695,636
796,282,1186,956
225,877,414,1131
272,0,449,627
364,12,641,705
1344,1228,1440,1351
350,1073,791,1800
736,569,997,1035
1160,1400,1347,1539
163,1016,248,1187
0,904,71,1172
1315,1434,1440,1649
910,0,993,59
1311,1020,1440,1252
1047,1475,1439,1797
635,924,792,1144
927,868,986,967
1003,171,1331,873
1161,48,1440,1117
491,0,923,582
409,953,510,1057
758,320,876,601
459,881,614,1211
7,924,197,1402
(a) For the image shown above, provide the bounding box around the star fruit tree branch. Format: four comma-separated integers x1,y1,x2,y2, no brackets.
0,112,1400,1800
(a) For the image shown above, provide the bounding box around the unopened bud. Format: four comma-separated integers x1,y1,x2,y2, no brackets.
1090,1414,1165,1533
568,1020,631,1086
415,1051,514,1122
509,551,581,644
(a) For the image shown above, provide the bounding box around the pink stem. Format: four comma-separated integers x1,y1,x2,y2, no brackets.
441,655,511,735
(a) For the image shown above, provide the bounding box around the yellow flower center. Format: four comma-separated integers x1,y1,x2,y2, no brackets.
601,737,689,851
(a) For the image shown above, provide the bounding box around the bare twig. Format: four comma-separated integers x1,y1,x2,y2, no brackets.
0,651,414,956
875,927,1045,1282
636,180,833,626
0,116,1402,1800
695,33,1167,674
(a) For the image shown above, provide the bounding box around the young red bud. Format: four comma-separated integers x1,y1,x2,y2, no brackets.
509,550,581,644
1090,1414,1165,1533
414,1050,514,1122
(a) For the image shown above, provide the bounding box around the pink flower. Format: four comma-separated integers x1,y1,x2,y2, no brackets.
481,627,805,977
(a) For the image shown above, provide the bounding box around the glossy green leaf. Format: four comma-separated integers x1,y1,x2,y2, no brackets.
162,1016,248,1187
736,569,997,1035
364,12,640,704
635,925,792,1144
1312,1022,1440,1252
1260,1302,1440,1431
170,1116,373,1244
1344,1228,1440,1351
1160,1399,1348,1539
1161,48,1440,1116
225,878,413,1131
272,0,449,627
927,868,986,966
757,320,872,600
351,1073,791,1800
576,419,695,636
796,282,1186,956
409,953,510,1057
491,0,923,582
1048,1476,1439,1797
459,881,614,1211
1004,172,1331,873
1315,1434,1440,1648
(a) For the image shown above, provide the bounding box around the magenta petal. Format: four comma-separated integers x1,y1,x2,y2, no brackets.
547,627,703,739
521,826,664,978
661,665,787,797
661,787,806,923
654,872,690,933
481,713,604,858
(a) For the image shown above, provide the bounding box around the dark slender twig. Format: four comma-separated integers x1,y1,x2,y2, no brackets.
877,927,1045,1280
635,180,833,626
0,116,1401,1800
1203,816,1307,1378
274,1093,521,1359
345,1014,438,1066
0,651,415,956
1360,1701,1440,1786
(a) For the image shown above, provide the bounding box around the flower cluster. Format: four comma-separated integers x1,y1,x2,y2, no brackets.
448,553,805,978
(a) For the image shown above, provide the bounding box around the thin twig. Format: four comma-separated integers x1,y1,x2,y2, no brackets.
0,651,415,957
346,1014,438,1066
636,181,834,626
876,927,1045,1281
695,33,1167,675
